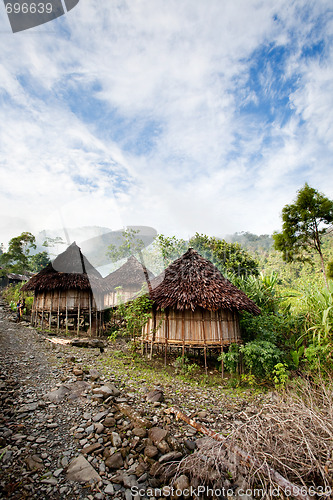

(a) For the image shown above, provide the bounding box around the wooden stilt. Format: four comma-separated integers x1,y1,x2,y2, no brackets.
41,292,45,330
49,292,52,331
221,343,224,379
202,310,208,375
89,294,92,335
182,311,185,358
65,295,68,334
57,291,60,332
165,310,169,367
77,293,80,336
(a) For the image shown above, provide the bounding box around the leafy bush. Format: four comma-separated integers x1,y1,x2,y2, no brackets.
219,343,240,373
174,355,200,376
2,283,33,314
272,363,289,390
304,343,333,374
240,340,284,379
117,293,153,341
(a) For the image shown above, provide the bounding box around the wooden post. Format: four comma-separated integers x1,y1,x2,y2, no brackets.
57,290,60,332
182,311,185,358
49,292,52,331
89,294,92,335
165,309,169,367
220,343,224,379
41,292,45,330
77,293,80,336
65,294,68,334
31,295,36,326
201,310,207,375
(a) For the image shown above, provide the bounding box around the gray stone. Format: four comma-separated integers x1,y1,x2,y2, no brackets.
133,427,147,438
146,390,164,403
89,369,100,381
103,416,116,428
92,411,108,422
45,386,70,402
18,402,38,413
158,451,183,463
53,468,63,477
111,432,122,448
148,427,168,445
144,446,158,458
104,483,114,495
66,454,101,483
174,474,190,491
105,452,124,469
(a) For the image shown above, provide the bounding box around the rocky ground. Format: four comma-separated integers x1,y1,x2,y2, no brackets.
0,299,271,500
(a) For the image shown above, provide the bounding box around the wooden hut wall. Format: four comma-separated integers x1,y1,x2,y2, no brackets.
143,308,241,346
104,285,142,308
33,289,98,312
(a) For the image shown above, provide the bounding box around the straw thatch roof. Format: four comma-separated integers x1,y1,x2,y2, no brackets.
149,248,260,315
104,255,154,291
21,242,106,293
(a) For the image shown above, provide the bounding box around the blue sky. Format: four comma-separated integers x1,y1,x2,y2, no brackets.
1,0,333,247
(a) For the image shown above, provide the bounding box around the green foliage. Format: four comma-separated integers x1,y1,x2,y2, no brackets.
106,228,145,262
174,355,200,376
117,293,153,341
272,363,289,390
327,260,333,280
151,234,188,268
273,183,333,286
240,340,284,379
29,251,51,272
284,280,333,345
189,233,259,277
233,272,279,312
289,344,305,369
240,373,257,387
304,343,333,374
226,232,273,254
0,232,36,275
2,283,34,314
219,343,240,374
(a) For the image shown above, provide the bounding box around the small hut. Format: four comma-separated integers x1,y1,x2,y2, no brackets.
104,255,154,308
143,248,260,367
21,242,106,335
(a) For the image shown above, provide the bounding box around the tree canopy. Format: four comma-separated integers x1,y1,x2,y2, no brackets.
0,232,51,275
273,183,333,286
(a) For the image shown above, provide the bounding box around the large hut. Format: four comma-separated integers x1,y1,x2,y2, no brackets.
143,248,260,367
21,242,106,335
104,255,154,308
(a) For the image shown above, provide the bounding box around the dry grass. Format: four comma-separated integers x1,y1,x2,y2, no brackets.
175,377,333,498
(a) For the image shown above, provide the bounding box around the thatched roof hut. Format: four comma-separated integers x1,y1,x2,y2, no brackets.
104,255,154,308
143,249,260,358
22,242,106,335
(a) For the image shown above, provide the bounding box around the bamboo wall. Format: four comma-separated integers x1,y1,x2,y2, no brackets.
104,285,141,308
33,289,98,312
142,307,241,347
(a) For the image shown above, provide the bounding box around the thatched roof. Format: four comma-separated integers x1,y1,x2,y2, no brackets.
149,248,260,315
21,242,106,293
104,255,154,291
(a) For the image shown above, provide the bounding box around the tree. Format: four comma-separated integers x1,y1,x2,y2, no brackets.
189,233,259,277
29,251,51,272
0,232,36,275
273,183,333,288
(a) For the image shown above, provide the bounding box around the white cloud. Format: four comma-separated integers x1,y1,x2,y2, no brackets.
0,0,333,246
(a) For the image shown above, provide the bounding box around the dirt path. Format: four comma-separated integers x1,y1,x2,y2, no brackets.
0,300,91,499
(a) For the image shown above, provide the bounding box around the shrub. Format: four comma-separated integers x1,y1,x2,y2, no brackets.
219,343,240,374
240,340,284,379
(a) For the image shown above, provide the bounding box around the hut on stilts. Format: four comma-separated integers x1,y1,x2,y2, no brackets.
104,255,154,308
21,242,106,336
142,248,260,373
